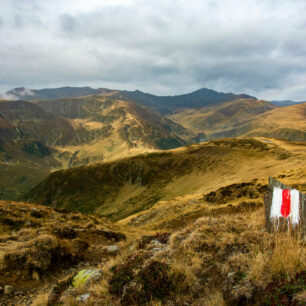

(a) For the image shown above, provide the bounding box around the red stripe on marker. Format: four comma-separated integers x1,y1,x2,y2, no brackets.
281,189,291,218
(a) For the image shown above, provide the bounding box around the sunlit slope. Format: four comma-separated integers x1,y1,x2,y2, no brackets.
0,96,196,200
26,138,306,221
36,96,197,168
169,100,306,141
245,102,306,141
169,98,274,131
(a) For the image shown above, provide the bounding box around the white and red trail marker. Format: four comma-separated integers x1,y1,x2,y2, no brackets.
264,177,305,235
270,187,300,227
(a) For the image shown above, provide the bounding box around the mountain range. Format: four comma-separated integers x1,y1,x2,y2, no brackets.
0,86,305,201
0,86,305,305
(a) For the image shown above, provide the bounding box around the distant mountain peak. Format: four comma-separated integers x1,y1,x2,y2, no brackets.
8,87,34,96
1,85,257,112
270,100,305,107
0,87,34,100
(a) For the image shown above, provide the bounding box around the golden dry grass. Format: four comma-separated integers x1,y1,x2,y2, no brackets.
168,100,306,141
203,291,226,306
31,293,49,306
2,137,306,305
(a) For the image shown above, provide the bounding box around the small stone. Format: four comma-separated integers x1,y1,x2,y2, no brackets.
4,285,13,295
77,293,91,302
106,245,119,253
151,247,162,252
151,239,164,246
72,269,103,288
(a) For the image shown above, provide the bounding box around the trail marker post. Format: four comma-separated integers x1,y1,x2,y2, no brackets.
264,177,305,236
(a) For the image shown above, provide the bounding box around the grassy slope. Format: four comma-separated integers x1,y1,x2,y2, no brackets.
50,97,195,168
169,100,306,141
0,199,131,305
168,98,275,132
245,102,306,141
1,137,305,305
0,96,195,200
26,138,306,221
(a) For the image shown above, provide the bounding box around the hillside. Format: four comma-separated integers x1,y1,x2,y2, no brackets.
1,137,305,305
25,138,306,221
0,200,128,305
169,100,306,141
246,102,306,141
36,96,195,151
1,88,305,203
0,96,196,200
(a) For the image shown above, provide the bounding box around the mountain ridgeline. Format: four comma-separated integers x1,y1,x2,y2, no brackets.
1,86,305,306
25,138,306,221
3,86,256,114
0,95,201,200
0,86,305,201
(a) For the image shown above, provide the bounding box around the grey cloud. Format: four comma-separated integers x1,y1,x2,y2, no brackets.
59,14,78,33
0,0,306,100
13,15,24,28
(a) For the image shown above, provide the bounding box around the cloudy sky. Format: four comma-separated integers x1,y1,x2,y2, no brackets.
1,0,306,100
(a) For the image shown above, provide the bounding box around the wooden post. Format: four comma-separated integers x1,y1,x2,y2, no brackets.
265,177,306,236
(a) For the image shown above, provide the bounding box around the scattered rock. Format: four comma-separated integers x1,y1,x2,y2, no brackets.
77,293,91,302
106,245,119,253
72,269,103,288
151,247,163,252
151,239,164,246
4,285,13,295
138,232,170,249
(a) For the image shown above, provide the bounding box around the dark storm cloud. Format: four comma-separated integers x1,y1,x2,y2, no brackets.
1,0,306,100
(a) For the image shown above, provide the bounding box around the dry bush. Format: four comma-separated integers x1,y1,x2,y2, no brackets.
2,233,88,278
246,251,270,288
0,225,9,237
31,293,48,306
222,252,250,276
158,206,305,304
269,234,305,279
169,257,198,294
203,290,226,306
